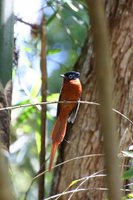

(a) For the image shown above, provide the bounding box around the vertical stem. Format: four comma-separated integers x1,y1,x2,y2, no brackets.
38,17,47,200
87,1,121,200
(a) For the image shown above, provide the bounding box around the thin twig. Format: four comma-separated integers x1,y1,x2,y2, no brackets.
44,187,107,200
68,173,106,200
24,153,104,200
16,17,41,30
112,108,133,126
38,16,47,200
0,100,133,127
0,100,99,111
36,154,104,179
58,169,106,200
44,186,130,200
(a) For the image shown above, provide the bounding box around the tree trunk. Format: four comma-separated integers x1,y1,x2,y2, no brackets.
0,0,13,87
0,1,15,199
52,0,133,199
0,0,13,150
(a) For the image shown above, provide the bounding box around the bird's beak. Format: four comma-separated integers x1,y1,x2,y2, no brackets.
60,74,65,78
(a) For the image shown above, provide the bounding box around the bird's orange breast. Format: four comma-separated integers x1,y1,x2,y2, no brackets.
59,79,82,115
61,79,82,100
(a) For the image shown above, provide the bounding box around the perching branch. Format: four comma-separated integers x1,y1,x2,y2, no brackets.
0,100,133,127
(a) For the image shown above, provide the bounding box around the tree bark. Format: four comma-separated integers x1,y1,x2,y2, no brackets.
0,0,13,87
0,0,13,149
0,81,12,150
52,0,133,199
0,1,14,199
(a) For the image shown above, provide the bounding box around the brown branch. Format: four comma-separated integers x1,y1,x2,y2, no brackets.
38,16,47,200
0,101,133,126
16,17,41,38
16,17,41,29
0,100,99,111
87,0,121,200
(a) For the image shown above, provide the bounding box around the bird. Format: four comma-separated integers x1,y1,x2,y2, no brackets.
49,71,82,171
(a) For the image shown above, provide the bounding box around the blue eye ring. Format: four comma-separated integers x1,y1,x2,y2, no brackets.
68,74,73,79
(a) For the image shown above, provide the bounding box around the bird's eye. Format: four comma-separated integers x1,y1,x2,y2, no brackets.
68,74,73,79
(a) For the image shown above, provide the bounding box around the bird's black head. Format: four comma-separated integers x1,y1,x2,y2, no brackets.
60,71,80,80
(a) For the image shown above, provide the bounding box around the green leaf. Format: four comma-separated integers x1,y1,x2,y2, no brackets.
16,106,35,125
65,1,79,12
35,130,41,153
15,99,31,106
127,193,133,198
23,46,33,53
123,167,133,179
30,79,41,97
69,179,79,187
47,48,61,55
47,10,58,25
47,93,60,101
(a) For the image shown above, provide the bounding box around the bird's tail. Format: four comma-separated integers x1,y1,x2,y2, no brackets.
49,115,68,171
49,143,58,171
